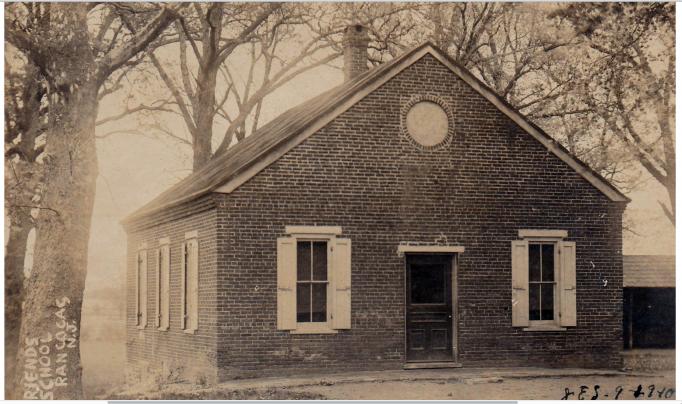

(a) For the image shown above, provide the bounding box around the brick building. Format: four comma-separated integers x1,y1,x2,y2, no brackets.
122,25,629,383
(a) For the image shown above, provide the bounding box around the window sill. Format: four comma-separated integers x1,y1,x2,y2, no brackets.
183,328,197,334
522,325,567,332
136,324,146,330
290,323,338,334
157,326,169,332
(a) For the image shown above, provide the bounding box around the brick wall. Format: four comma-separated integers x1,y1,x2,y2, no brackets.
125,196,219,384
213,54,625,379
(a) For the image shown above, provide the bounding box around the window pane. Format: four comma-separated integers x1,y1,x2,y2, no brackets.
311,283,327,322
297,283,311,322
529,283,540,321
297,241,311,281
410,264,445,304
529,244,541,282
541,244,554,282
541,283,554,320
312,241,327,281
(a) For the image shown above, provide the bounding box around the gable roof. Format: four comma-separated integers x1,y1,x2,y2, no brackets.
623,255,675,288
122,42,628,225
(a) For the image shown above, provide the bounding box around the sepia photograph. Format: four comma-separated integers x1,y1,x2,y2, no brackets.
3,1,676,400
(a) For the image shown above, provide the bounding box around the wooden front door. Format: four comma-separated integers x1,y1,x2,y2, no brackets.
406,254,453,362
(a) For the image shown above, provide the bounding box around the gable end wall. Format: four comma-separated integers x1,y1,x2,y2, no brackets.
214,54,625,379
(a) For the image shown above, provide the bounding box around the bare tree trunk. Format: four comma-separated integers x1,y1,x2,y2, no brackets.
5,217,31,399
662,172,675,223
13,83,99,400
657,95,675,224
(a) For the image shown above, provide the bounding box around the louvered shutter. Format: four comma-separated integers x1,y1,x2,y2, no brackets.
140,249,148,327
277,237,296,330
332,238,351,329
155,249,161,328
180,242,187,330
511,240,529,327
559,241,577,326
135,252,141,326
160,245,170,330
189,239,199,331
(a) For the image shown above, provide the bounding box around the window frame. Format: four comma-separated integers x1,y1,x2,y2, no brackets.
286,227,339,335
527,241,560,326
518,230,567,332
295,239,330,324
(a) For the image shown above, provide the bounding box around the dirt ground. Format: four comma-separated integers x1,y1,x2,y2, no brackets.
109,368,676,400
293,372,676,400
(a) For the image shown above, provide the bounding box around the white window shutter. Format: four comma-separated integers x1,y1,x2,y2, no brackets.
559,241,577,326
332,238,352,329
155,249,161,328
511,240,529,327
180,242,187,330
160,245,170,330
140,249,148,327
190,239,199,331
135,252,141,326
277,237,297,330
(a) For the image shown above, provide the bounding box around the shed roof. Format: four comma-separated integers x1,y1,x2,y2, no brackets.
122,42,628,225
623,255,675,288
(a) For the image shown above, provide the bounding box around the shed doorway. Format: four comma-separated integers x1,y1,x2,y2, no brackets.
623,287,675,349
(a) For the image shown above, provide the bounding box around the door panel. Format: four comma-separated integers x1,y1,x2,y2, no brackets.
406,254,453,362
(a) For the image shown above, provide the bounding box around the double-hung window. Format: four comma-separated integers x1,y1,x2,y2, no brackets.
512,230,576,331
277,226,351,334
528,243,557,323
296,240,329,323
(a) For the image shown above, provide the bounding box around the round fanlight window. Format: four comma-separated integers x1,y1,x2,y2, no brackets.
401,96,453,149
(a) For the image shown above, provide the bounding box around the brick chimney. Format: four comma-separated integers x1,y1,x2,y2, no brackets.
343,24,370,81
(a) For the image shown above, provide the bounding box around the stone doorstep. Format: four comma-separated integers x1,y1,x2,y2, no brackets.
154,367,643,396
403,361,463,370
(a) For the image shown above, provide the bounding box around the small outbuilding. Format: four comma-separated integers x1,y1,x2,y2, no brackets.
123,25,629,383
623,255,675,350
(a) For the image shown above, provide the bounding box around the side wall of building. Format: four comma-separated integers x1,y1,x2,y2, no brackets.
125,196,219,384
215,54,625,380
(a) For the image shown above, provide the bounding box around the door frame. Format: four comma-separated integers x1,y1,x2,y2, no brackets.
403,252,460,364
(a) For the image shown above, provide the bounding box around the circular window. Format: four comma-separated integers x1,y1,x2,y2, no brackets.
401,96,453,149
